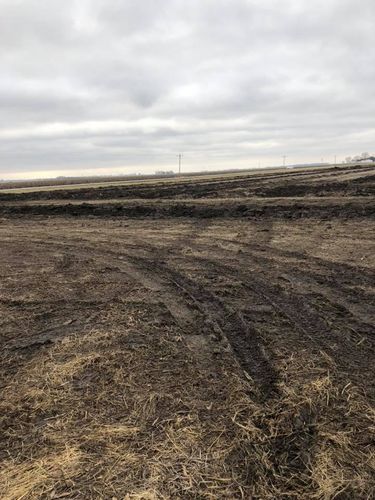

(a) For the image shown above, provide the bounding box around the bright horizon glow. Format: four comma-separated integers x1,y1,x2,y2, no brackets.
0,156,343,182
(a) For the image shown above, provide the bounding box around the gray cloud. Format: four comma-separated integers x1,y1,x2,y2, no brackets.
0,0,374,178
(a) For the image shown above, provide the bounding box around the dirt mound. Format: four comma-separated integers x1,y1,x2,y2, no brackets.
2,198,375,220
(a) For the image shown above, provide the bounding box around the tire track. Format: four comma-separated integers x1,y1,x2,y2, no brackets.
125,254,280,399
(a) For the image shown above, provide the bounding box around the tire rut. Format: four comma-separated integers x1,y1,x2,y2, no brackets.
126,254,279,400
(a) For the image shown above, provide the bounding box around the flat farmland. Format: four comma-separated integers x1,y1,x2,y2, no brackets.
0,165,374,499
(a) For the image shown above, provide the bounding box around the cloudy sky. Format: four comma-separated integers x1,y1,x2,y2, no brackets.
0,0,374,179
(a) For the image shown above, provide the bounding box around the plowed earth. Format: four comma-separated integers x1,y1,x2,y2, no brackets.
0,165,374,499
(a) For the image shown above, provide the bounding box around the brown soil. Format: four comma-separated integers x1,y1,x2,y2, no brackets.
1,164,374,203
0,165,374,499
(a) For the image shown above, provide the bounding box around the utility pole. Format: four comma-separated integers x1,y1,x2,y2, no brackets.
282,156,287,167
178,153,183,175
334,155,337,167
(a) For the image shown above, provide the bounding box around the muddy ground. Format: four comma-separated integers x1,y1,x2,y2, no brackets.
0,166,374,499
1,164,375,203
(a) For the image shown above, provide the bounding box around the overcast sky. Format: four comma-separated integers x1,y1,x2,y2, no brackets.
0,0,374,179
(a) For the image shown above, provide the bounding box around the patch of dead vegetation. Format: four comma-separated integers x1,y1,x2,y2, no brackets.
1,302,374,499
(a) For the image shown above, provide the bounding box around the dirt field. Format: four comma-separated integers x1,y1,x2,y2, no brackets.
1,165,374,499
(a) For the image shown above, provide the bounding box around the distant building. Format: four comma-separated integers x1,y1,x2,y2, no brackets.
155,170,175,176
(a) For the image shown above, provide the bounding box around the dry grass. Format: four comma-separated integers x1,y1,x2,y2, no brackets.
0,448,84,500
1,312,374,499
